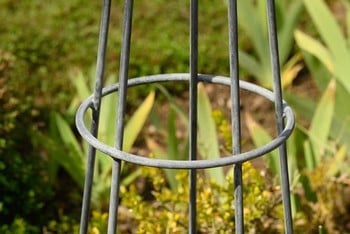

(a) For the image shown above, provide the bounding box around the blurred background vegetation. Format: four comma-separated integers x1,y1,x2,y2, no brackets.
1,0,349,233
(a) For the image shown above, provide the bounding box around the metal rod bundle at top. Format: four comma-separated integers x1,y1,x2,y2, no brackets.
76,1,295,233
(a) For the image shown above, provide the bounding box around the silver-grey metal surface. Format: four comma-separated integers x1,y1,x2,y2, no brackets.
76,1,295,233
189,0,198,232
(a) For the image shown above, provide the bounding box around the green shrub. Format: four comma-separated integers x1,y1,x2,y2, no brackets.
0,147,54,226
0,50,55,226
0,218,40,234
0,0,99,228
120,163,284,233
296,158,350,233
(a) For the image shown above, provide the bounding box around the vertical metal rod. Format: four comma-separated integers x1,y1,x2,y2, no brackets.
227,0,243,233
266,1,294,233
107,1,134,233
79,0,111,233
189,0,198,233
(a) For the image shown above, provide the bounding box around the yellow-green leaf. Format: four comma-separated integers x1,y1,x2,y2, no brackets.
294,30,334,73
281,53,303,89
326,145,347,178
123,91,155,151
197,83,224,185
309,80,336,163
245,112,279,175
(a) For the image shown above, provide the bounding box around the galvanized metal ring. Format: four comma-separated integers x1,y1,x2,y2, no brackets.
76,73,295,169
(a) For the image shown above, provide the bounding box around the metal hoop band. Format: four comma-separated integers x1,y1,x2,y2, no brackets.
76,73,295,169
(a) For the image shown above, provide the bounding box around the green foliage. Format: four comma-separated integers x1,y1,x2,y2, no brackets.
1,0,350,232
1,0,231,229
197,84,225,185
294,0,350,156
246,79,350,232
289,4,350,230
46,68,155,210
0,218,39,234
147,84,189,190
129,0,229,76
0,214,80,234
0,150,54,226
302,158,350,234
304,80,335,169
0,54,83,231
212,109,233,153
0,0,102,110
1,0,103,227
0,52,56,228
245,113,281,177
236,0,304,88
45,215,80,234
120,163,284,233
147,84,226,188
296,0,350,94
